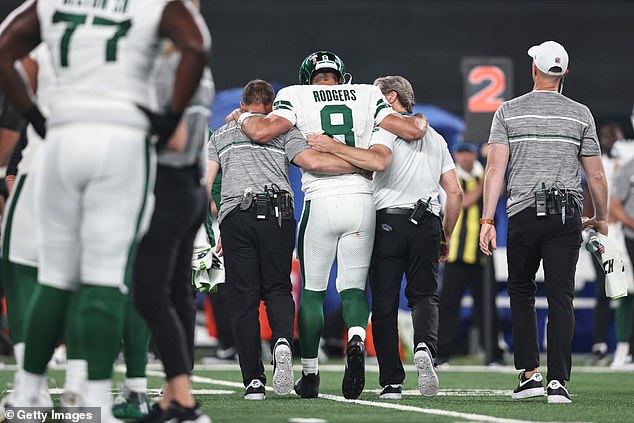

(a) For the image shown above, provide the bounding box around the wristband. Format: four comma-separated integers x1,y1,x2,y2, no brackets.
480,218,494,225
237,112,255,127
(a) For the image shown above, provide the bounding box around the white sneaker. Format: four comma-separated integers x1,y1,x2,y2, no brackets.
413,342,438,397
272,338,294,396
610,342,630,368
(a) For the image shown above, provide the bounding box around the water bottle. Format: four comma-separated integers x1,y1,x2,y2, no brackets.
581,217,605,264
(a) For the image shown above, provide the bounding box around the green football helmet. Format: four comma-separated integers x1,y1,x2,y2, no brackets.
298,51,347,85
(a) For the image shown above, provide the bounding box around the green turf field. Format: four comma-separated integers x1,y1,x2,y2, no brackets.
1,362,633,423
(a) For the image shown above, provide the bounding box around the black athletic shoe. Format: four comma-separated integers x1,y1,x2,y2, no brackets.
342,335,365,399
244,379,266,400
379,384,402,400
547,380,572,404
294,371,320,398
511,371,544,399
135,403,172,423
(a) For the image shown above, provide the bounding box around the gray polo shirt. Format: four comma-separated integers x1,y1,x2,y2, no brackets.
208,120,309,223
489,90,600,217
611,157,634,239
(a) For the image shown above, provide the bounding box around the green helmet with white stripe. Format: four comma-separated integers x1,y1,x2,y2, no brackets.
298,51,347,85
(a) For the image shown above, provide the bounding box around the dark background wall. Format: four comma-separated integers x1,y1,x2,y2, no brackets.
3,0,633,136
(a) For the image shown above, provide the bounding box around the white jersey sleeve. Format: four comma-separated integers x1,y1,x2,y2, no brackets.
271,87,298,126
369,127,397,151
368,84,395,126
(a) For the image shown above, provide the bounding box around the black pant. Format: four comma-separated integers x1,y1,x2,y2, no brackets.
220,207,296,386
370,211,440,387
437,262,504,362
133,165,207,378
209,284,235,351
507,208,581,382
622,237,634,354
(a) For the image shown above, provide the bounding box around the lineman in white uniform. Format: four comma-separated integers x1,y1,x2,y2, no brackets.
0,0,210,420
0,43,54,413
236,51,428,399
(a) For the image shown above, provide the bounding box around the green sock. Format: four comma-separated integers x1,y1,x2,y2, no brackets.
340,288,370,330
23,284,72,374
298,289,326,359
73,285,126,380
123,298,150,378
615,296,632,342
65,291,83,360
3,262,38,344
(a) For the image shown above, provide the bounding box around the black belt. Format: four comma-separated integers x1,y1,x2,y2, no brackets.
377,207,413,215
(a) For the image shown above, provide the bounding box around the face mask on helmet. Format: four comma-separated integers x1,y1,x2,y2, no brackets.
298,51,350,85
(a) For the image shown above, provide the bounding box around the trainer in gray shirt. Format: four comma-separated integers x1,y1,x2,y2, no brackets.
489,90,600,216
208,120,308,223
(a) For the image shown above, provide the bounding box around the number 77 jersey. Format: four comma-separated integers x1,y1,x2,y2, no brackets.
38,0,168,129
271,84,395,200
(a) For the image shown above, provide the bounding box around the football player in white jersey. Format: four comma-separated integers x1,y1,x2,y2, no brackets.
0,44,56,418
235,51,428,399
0,1,210,421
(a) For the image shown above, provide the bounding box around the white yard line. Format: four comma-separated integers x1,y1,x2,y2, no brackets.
144,369,588,423
320,393,535,423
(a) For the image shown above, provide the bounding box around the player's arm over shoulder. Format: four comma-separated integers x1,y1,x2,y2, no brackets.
378,113,428,142
241,87,296,143
242,113,293,144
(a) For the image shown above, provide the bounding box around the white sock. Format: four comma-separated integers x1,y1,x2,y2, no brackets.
301,358,318,375
84,380,114,421
64,359,87,394
348,326,366,342
125,377,147,393
14,371,46,405
13,343,25,369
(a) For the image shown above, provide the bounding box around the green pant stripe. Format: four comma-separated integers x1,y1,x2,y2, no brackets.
2,174,28,270
124,138,152,287
297,200,311,287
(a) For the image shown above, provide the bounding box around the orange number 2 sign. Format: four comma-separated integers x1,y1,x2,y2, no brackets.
467,66,506,113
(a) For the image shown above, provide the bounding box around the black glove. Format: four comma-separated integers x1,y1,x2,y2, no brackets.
24,104,46,139
137,105,182,151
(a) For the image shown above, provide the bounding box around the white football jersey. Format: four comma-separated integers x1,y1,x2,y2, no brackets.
38,0,169,129
271,84,395,200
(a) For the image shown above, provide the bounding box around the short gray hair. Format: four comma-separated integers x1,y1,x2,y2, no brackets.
373,75,415,113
